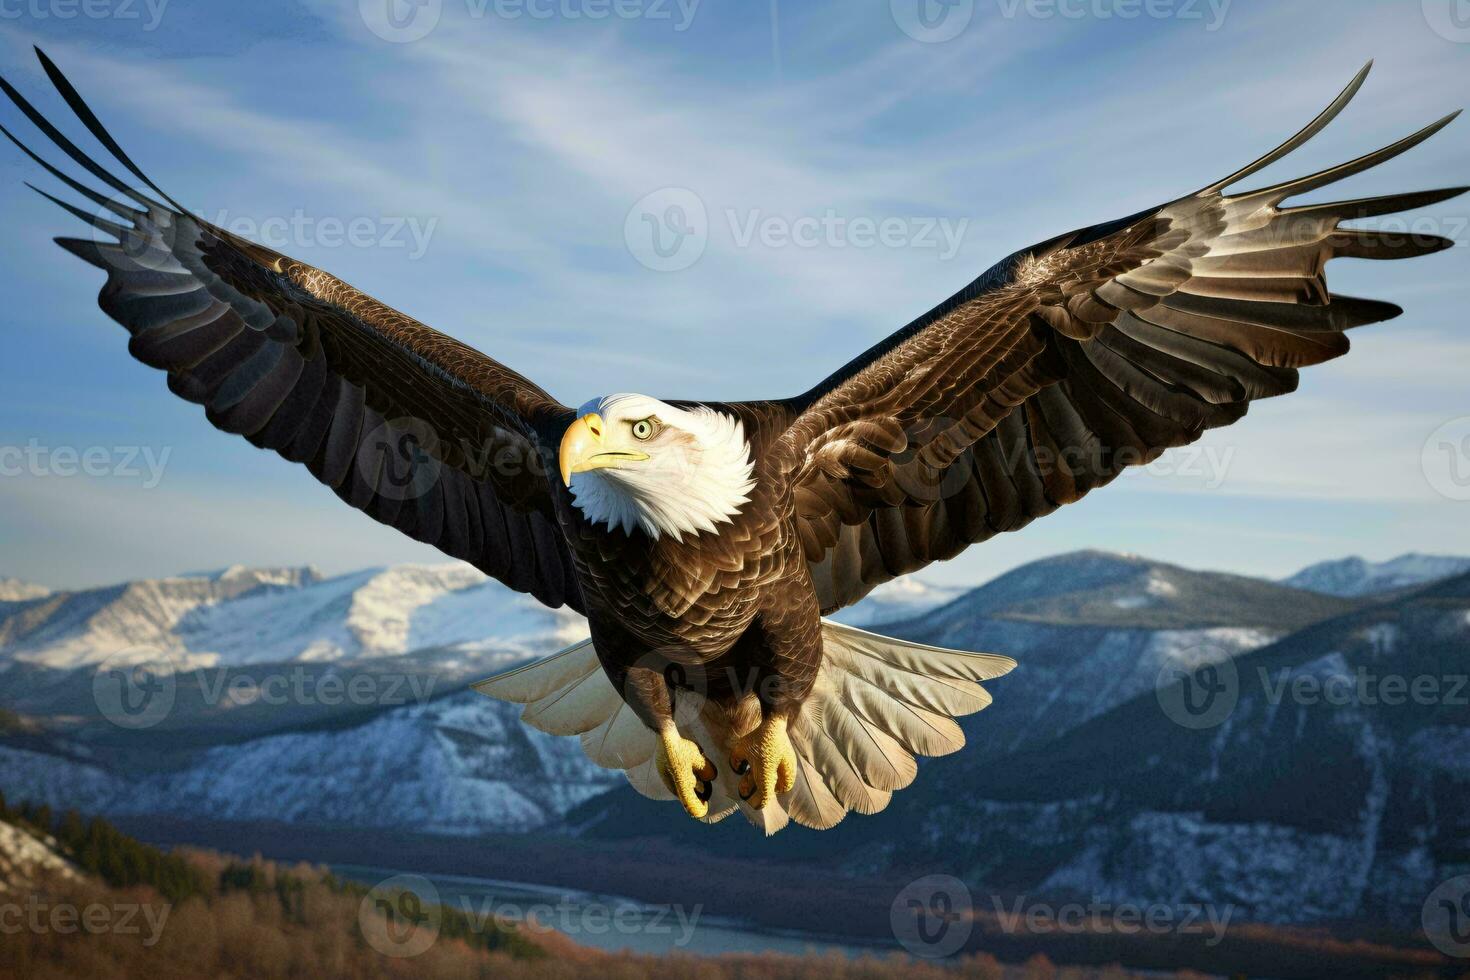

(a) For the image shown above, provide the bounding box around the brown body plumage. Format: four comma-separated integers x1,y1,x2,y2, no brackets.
3,51,1462,831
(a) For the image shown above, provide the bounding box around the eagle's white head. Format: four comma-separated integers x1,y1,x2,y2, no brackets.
558,393,756,541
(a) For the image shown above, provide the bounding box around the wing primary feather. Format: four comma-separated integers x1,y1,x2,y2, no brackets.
1202,61,1372,194
52,235,111,270
0,122,139,220
31,47,191,215
1237,111,1462,204
1280,186,1470,220
0,73,160,209
24,182,129,239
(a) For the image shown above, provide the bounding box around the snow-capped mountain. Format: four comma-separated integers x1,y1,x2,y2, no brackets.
878,550,1357,753
0,563,585,671
830,577,968,628
1282,553,1470,597
0,818,78,895
0,562,600,834
579,564,1470,930
0,578,51,603
3,548,1461,931
879,569,1470,928
0,689,619,835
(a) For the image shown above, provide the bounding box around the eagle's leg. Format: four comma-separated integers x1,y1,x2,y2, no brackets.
655,722,717,819
723,603,818,809
729,711,797,809
612,658,716,819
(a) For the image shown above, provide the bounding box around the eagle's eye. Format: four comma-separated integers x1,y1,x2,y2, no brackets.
630,418,659,441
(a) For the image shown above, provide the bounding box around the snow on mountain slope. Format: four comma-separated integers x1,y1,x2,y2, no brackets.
879,572,1470,928
0,552,1380,857
0,564,586,670
0,579,51,602
0,689,618,835
1282,553,1470,597
829,578,968,628
0,819,79,894
921,550,1357,631
873,552,1353,754
0,566,319,669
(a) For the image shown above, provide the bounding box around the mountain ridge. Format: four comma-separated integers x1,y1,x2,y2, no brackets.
1282,553,1470,598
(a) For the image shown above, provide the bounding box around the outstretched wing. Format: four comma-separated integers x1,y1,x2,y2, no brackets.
2,49,582,612
778,64,1464,614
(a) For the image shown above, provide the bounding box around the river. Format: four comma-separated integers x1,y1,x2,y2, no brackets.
334,863,896,958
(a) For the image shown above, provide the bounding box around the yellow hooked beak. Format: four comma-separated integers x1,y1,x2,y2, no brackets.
559,413,649,487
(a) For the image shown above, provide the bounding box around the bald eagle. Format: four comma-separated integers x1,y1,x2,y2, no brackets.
3,51,1462,833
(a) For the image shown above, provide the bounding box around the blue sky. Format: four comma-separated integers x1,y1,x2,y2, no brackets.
0,0,1467,589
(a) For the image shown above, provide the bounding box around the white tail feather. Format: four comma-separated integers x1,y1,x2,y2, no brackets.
471,620,1016,835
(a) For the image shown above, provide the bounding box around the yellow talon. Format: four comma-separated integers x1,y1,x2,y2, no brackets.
729,713,796,810
655,723,716,819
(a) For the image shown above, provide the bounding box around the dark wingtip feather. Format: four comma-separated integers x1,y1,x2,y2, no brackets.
30,46,188,215
1329,295,1403,328
3,120,141,220
0,70,160,210
53,235,110,270
1286,185,1470,221
24,180,127,239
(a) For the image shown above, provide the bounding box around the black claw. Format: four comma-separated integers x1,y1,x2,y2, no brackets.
695,781,712,803
733,759,751,776
738,783,755,802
